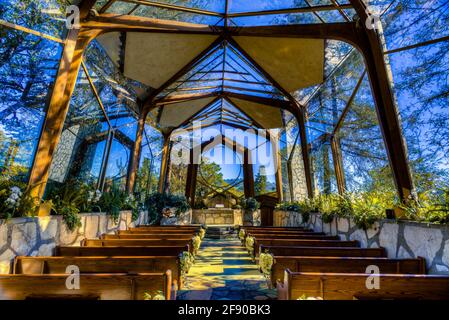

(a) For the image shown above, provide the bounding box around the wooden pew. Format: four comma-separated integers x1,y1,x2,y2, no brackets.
81,239,193,254
56,245,189,257
269,256,426,287
277,270,449,300
260,245,386,258
0,272,175,300
102,234,193,240
253,240,359,257
242,226,308,231
13,256,184,289
118,229,198,235
247,233,340,240
129,226,200,232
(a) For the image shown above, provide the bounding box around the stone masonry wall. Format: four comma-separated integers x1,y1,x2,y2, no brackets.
192,209,243,225
0,211,146,274
273,210,449,275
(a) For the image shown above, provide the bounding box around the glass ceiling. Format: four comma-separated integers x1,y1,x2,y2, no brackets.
94,0,357,26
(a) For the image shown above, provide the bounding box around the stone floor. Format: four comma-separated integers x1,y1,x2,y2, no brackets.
177,238,277,300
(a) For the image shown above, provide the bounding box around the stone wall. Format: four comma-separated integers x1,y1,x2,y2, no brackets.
273,210,449,275
0,211,145,274
192,209,243,225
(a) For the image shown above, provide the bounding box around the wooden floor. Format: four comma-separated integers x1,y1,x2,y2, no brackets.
177,239,277,300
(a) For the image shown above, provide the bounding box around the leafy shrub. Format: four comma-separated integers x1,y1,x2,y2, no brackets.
240,197,260,212
145,193,190,224
99,187,125,222
399,188,449,224
50,184,84,231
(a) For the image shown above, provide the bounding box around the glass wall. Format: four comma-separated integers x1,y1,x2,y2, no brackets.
0,11,63,183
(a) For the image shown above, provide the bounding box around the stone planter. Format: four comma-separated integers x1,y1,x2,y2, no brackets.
0,210,143,274
273,210,449,275
243,209,261,226
160,209,192,225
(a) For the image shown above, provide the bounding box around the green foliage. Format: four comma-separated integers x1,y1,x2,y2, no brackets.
145,193,190,224
277,191,394,230
179,251,194,277
50,184,84,231
259,251,274,281
399,187,449,224
143,291,165,300
240,197,260,212
99,187,126,222
255,166,268,195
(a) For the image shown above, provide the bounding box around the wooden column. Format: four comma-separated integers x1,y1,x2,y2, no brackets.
349,0,415,200
295,107,314,199
27,27,101,198
272,134,284,202
158,133,171,193
243,149,255,198
330,136,346,194
185,147,199,206
126,114,146,192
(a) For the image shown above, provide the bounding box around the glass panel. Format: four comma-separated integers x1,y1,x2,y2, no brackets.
131,3,223,25
388,41,449,192
337,75,396,194
0,29,62,181
0,0,67,38
306,49,365,139
152,0,225,13
378,0,449,51
135,124,163,195
47,67,107,190
104,138,131,190
230,12,321,26
310,139,337,195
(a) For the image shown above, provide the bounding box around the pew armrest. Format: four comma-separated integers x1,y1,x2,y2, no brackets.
171,280,178,300
276,281,287,300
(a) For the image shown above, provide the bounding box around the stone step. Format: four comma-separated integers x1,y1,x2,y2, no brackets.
205,225,238,239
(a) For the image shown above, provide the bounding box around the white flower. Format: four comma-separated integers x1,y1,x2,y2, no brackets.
10,186,22,194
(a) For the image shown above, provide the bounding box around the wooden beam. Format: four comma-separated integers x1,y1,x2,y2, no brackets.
158,132,171,193
83,13,219,34
126,114,146,192
331,136,346,194
272,134,284,201
79,0,98,20
27,28,101,198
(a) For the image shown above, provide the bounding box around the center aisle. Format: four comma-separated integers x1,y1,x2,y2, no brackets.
177,238,277,300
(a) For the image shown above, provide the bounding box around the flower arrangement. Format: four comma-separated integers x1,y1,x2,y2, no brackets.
238,228,246,241
259,251,274,285
198,228,206,240
192,235,201,255
143,291,165,300
245,236,255,257
179,251,194,277
297,294,323,300
5,186,22,212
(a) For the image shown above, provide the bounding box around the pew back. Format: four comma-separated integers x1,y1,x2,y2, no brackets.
270,256,426,287
13,256,183,289
56,245,189,257
279,270,449,300
0,272,173,300
260,245,386,257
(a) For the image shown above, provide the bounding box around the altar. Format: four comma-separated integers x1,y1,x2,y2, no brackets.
192,208,243,225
